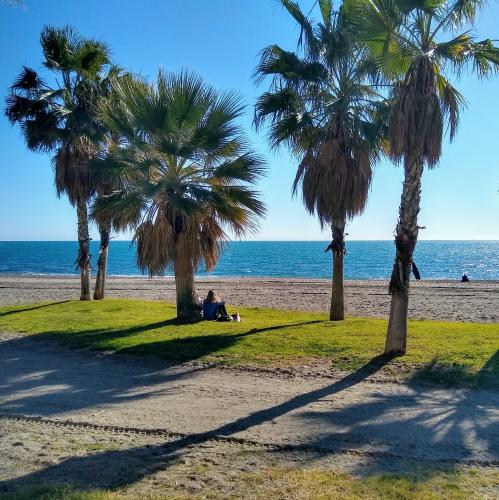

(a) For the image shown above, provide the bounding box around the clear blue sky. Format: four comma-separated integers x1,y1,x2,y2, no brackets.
1,0,498,241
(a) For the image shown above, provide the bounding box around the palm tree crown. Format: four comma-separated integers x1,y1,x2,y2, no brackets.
345,0,499,165
254,0,385,227
91,71,266,317
5,25,111,203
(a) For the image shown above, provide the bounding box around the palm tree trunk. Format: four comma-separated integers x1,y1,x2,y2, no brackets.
76,196,92,301
385,156,424,356
329,216,346,321
93,219,110,300
173,255,201,321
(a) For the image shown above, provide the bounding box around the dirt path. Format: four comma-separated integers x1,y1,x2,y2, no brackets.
1,333,497,467
1,275,498,322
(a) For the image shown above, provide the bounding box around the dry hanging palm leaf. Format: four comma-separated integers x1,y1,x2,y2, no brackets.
54,138,95,204
388,57,443,166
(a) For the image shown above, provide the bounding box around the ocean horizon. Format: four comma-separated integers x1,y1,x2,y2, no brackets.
0,240,498,281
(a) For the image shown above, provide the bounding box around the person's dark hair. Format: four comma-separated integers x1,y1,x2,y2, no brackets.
206,290,221,303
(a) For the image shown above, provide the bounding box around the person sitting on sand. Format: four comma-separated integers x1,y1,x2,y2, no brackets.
202,290,239,321
461,273,470,282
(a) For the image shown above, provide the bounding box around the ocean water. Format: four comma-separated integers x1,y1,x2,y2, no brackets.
0,240,497,280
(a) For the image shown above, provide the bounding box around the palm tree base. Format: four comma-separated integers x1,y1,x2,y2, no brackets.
329,311,345,321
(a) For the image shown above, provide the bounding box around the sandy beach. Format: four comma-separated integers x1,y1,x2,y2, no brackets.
0,275,497,322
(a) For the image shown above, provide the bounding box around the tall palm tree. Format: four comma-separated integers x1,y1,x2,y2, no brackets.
5,26,111,300
91,140,114,300
254,0,385,320
345,0,499,354
91,72,266,320
91,68,126,301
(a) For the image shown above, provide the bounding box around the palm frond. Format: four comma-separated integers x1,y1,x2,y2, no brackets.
95,70,266,275
435,72,465,141
256,0,385,228
281,0,320,57
254,45,326,86
74,39,110,76
11,66,43,91
40,25,79,71
436,0,486,31
319,0,333,25
466,39,499,77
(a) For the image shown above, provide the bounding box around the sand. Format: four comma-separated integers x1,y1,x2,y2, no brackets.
1,334,497,467
0,275,497,322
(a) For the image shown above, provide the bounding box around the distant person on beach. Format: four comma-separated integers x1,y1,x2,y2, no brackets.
461,273,470,282
202,290,240,321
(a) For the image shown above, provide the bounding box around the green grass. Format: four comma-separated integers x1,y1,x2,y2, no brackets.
2,467,498,499
238,466,499,500
0,299,497,387
0,485,112,500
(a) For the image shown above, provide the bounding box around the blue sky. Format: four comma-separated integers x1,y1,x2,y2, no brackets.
0,0,498,241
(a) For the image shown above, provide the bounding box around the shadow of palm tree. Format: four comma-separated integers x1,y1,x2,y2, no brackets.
475,350,499,387
0,356,390,494
0,301,72,317
2,352,496,495
408,350,499,389
0,320,325,417
296,376,499,471
2,325,497,495
37,319,325,362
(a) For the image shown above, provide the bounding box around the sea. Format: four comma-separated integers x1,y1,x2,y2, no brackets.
0,240,497,280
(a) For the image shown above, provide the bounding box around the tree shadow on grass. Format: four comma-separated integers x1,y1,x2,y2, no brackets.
408,350,499,389
0,301,72,317
0,320,324,417
0,356,390,494
37,319,324,362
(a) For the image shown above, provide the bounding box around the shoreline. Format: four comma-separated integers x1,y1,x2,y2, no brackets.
0,275,497,323
1,273,499,284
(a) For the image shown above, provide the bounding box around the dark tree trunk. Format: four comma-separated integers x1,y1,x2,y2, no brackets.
93,220,110,300
329,216,346,321
173,255,201,321
385,156,424,356
76,196,92,301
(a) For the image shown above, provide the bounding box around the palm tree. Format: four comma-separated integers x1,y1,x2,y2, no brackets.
91,145,114,300
91,72,266,320
254,0,385,320
91,68,126,301
345,0,499,354
5,26,111,300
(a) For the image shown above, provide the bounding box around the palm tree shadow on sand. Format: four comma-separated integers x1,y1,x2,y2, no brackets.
0,319,323,417
0,356,390,493
1,341,497,494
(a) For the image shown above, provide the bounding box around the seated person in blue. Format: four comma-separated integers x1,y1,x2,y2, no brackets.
202,290,231,321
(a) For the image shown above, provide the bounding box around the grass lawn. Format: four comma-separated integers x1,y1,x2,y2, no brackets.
3,466,499,500
0,299,497,387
